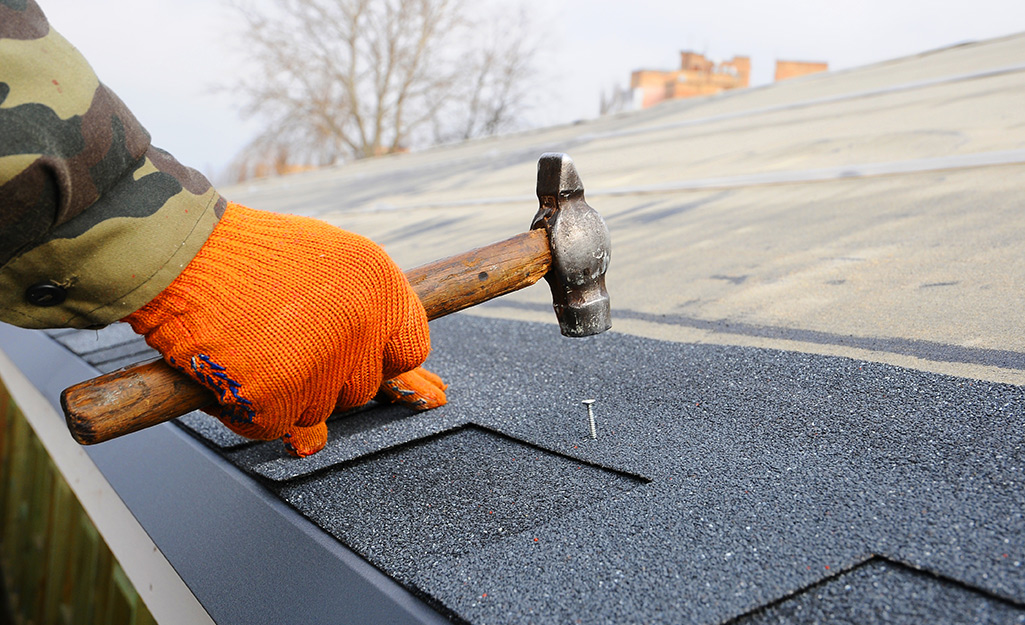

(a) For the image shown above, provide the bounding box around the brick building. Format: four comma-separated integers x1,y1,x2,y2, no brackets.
631,52,751,109
627,51,828,111
775,59,829,81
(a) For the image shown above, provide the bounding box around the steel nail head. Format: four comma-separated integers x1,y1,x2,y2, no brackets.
582,399,597,439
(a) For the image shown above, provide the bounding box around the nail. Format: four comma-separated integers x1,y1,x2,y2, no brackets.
582,399,597,439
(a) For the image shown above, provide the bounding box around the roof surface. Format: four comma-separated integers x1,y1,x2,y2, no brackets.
45,32,1025,623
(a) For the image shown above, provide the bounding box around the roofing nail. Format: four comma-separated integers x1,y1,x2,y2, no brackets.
582,399,597,440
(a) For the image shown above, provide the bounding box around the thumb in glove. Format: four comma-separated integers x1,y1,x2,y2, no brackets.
377,366,448,409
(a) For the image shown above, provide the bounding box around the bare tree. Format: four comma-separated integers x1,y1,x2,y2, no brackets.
226,0,540,179
600,84,637,117
430,6,538,143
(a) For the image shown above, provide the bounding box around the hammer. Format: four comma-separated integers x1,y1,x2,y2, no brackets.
61,153,612,445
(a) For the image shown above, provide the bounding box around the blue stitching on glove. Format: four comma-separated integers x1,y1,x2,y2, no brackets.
169,354,257,424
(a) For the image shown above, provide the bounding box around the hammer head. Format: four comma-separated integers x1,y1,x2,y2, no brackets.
532,153,612,337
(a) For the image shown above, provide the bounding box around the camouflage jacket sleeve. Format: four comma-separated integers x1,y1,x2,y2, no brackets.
0,0,226,329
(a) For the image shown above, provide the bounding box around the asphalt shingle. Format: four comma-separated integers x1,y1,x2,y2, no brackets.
166,313,1024,624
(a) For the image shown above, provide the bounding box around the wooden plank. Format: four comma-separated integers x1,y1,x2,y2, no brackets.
106,563,138,625
0,391,12,528
24,435,55,618
42,476,75,625
2,410,30,616
70,512,100,625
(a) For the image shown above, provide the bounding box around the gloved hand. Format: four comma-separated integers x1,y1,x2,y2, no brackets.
123,202,446,457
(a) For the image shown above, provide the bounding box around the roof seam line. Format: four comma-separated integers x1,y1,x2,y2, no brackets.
356,149,1025,212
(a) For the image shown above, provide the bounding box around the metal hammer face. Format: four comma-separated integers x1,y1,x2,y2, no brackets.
532,153,612,337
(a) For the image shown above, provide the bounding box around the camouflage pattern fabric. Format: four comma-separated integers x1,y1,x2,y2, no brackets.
0,0,225,328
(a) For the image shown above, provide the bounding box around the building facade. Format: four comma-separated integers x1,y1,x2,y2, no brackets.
628,51,828,110
775,59,829,81
631,52,751,109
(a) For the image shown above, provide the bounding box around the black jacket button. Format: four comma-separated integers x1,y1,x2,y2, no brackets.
26,282,67,307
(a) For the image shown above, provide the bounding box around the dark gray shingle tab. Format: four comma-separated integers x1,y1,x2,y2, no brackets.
214,314,1023,625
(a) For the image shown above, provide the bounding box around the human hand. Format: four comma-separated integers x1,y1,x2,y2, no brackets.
123,202,445,456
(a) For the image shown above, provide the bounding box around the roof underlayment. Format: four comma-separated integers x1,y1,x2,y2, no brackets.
33,32,1025,623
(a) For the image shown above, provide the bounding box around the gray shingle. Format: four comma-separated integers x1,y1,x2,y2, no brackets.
243,314,1024,625
733,557,1025,624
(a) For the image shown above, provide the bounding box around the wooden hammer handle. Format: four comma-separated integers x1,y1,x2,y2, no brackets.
61,229,551,445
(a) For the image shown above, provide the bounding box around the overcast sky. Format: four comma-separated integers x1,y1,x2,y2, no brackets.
37,0,1025,183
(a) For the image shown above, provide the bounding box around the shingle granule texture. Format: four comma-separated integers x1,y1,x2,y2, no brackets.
279,426,646,574
733,557,1025,624
57,315,1025,623
263,315,1025,624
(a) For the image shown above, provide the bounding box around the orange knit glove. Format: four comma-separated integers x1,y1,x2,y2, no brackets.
123,203,446,457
